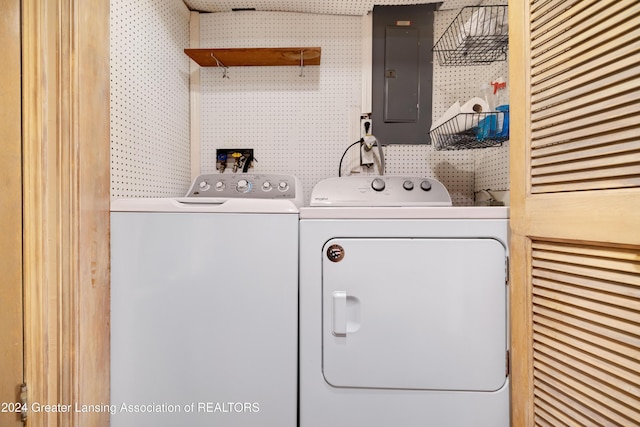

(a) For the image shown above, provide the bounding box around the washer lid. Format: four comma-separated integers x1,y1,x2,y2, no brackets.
110,198,300,213
310,176,452,207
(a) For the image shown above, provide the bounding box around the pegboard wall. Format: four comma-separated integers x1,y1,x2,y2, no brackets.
198,11,364,204
432,0,510,197
373,0,511,203
109,0,510,204
198,5,509,205
110,0,192,198
185,0,479,15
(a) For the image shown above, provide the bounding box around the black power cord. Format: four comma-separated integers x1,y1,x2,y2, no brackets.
338,139,363,177
242,151,255,173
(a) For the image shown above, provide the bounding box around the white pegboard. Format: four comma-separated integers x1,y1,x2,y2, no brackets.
384,145,476,206
198,11,364,204
184,0,444,16
474,143,510,192
475,0,510,196
197,10,506,206
432,9,509,120
342,144,475,206
110,0,192,198
438,0,484,11
108,2,509,204
432,0,511,201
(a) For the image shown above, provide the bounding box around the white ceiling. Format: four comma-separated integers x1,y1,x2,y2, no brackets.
182,0,442,16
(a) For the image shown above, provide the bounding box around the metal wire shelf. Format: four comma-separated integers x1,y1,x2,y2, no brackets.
432,5,508,66
430,112,508,150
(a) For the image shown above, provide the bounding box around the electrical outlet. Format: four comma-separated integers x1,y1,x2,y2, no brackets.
360,144,374,166
360,114,372,138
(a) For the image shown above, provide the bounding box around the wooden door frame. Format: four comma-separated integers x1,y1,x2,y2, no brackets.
22,0,110,425
0,0,25,424
508,1,533,425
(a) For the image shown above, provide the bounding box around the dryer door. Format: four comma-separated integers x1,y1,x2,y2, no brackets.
322,238,507,392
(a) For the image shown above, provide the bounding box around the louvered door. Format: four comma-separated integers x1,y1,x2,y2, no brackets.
509,0,640,426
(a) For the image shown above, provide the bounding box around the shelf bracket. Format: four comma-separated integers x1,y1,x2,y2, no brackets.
299,49,304,77
211,52,229,79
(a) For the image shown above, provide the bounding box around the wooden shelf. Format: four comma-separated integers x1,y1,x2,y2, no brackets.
184,47,321,67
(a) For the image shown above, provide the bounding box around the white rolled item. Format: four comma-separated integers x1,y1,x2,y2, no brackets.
430,101,461,132
458,97,490,131
460,97,490,114
431,97,492,135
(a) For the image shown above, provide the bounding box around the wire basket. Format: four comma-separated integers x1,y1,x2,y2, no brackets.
430,112,508,150
433,5,508,66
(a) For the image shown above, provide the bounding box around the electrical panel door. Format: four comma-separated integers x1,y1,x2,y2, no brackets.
372,4,436,144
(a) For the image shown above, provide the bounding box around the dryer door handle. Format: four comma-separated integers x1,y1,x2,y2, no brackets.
332,291,347,336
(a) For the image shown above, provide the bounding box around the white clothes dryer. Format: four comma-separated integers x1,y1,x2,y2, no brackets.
111,173,301,427
299,176,510,427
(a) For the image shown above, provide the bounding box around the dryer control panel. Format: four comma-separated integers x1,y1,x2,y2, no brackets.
310,176,452,207
187,173,299,200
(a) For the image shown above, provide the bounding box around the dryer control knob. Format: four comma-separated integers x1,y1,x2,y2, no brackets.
371,178,385,192
236,179,250,193
199,180,211,191
420,180,432,191
403,180,414,191
262,181,273,191
215,181,225,191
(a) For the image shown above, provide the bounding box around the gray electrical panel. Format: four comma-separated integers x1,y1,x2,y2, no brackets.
372,4,437,144
384,27,420,123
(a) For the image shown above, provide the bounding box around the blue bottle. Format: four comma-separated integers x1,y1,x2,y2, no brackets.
496,105,509,138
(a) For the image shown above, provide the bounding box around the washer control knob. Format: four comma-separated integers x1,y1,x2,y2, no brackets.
403,180,414,191
420,180,432,191
371,178,385,192
262,181,273,191
236,179,250,193
215,181,225,191
199,180,211,191
278,181,289,192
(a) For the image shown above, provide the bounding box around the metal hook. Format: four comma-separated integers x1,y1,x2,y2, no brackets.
299,49,304,77
211,53,229,79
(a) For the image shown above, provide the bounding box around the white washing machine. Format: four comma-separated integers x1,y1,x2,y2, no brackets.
299,176,510,427
110,173,302,427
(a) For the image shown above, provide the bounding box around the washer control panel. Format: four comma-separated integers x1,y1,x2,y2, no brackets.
310,176,452,207
187,173,298,200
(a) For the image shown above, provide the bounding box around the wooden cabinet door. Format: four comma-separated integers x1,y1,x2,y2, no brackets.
0,0,25,425
509,0,640,425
